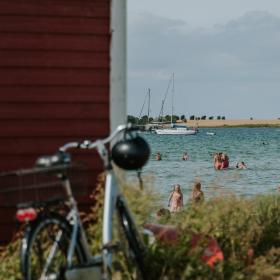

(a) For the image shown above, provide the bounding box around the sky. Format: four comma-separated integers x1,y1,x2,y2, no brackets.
127,0,280,119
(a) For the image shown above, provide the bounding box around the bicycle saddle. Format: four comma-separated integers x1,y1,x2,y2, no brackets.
35,152,71,168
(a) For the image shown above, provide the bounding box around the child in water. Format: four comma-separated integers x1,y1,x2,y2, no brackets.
168,184,184,212
190,182,204,203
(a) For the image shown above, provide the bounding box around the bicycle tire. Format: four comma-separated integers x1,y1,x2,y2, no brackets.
116,196,146,279
20,212,85,280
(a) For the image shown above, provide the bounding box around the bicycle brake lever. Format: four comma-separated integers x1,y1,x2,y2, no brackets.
78,140,92,149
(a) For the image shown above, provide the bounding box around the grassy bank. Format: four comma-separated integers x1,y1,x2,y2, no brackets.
0,176,280,279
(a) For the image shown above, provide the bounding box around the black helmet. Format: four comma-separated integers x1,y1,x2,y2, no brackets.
111,135,150,170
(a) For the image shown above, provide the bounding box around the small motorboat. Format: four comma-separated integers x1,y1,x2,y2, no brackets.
206,132,216,136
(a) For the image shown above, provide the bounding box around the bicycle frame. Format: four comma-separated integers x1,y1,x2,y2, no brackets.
61,158,121,275
62,125,138,279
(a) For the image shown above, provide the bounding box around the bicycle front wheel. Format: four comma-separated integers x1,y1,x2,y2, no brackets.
21,213,85,280
116,196,147,279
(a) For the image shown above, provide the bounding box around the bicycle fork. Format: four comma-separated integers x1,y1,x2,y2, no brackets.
102,170,119,277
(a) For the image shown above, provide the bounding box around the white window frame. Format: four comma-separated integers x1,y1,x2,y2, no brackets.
110,0,127,131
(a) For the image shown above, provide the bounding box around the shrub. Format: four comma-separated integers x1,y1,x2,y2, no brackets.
1,176,280,279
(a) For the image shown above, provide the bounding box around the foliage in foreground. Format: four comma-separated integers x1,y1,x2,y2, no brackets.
0,174,280,279
144,195,280,280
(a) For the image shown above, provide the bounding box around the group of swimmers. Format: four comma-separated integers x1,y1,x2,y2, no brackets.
157,151,247,170
213,152,247,170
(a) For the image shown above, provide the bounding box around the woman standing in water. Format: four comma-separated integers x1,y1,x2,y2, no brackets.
221,153,229,169
213,153,222,169
168,184,184,212
190,182,204,203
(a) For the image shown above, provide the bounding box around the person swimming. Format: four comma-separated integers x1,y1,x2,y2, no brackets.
156,152,162,161
182,152,188,161
236,161,247,169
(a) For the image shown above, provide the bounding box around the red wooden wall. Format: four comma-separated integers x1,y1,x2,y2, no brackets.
0,0,110,243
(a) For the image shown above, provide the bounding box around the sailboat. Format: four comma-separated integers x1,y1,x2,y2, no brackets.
155,74,197,135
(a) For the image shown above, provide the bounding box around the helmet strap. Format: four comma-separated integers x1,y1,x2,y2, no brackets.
137,170,143,190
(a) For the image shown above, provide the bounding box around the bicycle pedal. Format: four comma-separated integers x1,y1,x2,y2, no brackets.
102,242,120,252
65,264,102,280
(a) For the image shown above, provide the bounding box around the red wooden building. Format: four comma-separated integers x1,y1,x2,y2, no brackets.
0,0,126,243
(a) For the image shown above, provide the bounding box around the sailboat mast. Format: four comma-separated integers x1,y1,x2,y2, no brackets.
138,88,150,124
171,73,174,124
147,88,151,124
158,75,172,122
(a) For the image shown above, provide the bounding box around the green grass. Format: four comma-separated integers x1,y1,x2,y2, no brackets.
1,174,280,279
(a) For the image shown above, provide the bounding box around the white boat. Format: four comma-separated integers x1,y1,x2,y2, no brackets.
155,127,196,135
155,73,197,136
206,132,216,136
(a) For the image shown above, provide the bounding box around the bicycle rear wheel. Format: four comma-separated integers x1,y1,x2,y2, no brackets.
21,213,85,280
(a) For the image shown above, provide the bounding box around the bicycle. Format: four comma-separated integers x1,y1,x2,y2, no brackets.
17,124,151,280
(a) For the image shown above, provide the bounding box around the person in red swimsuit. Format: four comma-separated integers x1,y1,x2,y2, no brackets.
221,153,229,169
213,153,222,169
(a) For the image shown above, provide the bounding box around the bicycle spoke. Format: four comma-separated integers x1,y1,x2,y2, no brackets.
40,229,63,279
22,216,84,280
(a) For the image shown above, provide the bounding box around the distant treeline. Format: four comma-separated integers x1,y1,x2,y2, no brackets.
127,114,226,124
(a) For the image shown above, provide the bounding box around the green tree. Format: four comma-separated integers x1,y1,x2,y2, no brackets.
127,115,137,124
165,115,171,122
140,115,149,124
190,115,195,120
172,115,179,123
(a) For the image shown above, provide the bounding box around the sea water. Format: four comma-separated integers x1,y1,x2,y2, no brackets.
138,127,280,202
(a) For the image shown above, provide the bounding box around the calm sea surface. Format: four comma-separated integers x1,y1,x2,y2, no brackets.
138,127,280,202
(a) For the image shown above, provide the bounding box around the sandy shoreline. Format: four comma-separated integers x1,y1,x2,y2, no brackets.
181,119,280,128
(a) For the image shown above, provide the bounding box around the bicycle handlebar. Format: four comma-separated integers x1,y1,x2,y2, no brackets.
58,123,138,153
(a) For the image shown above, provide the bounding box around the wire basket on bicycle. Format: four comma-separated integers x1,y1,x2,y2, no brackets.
0,163,88,208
